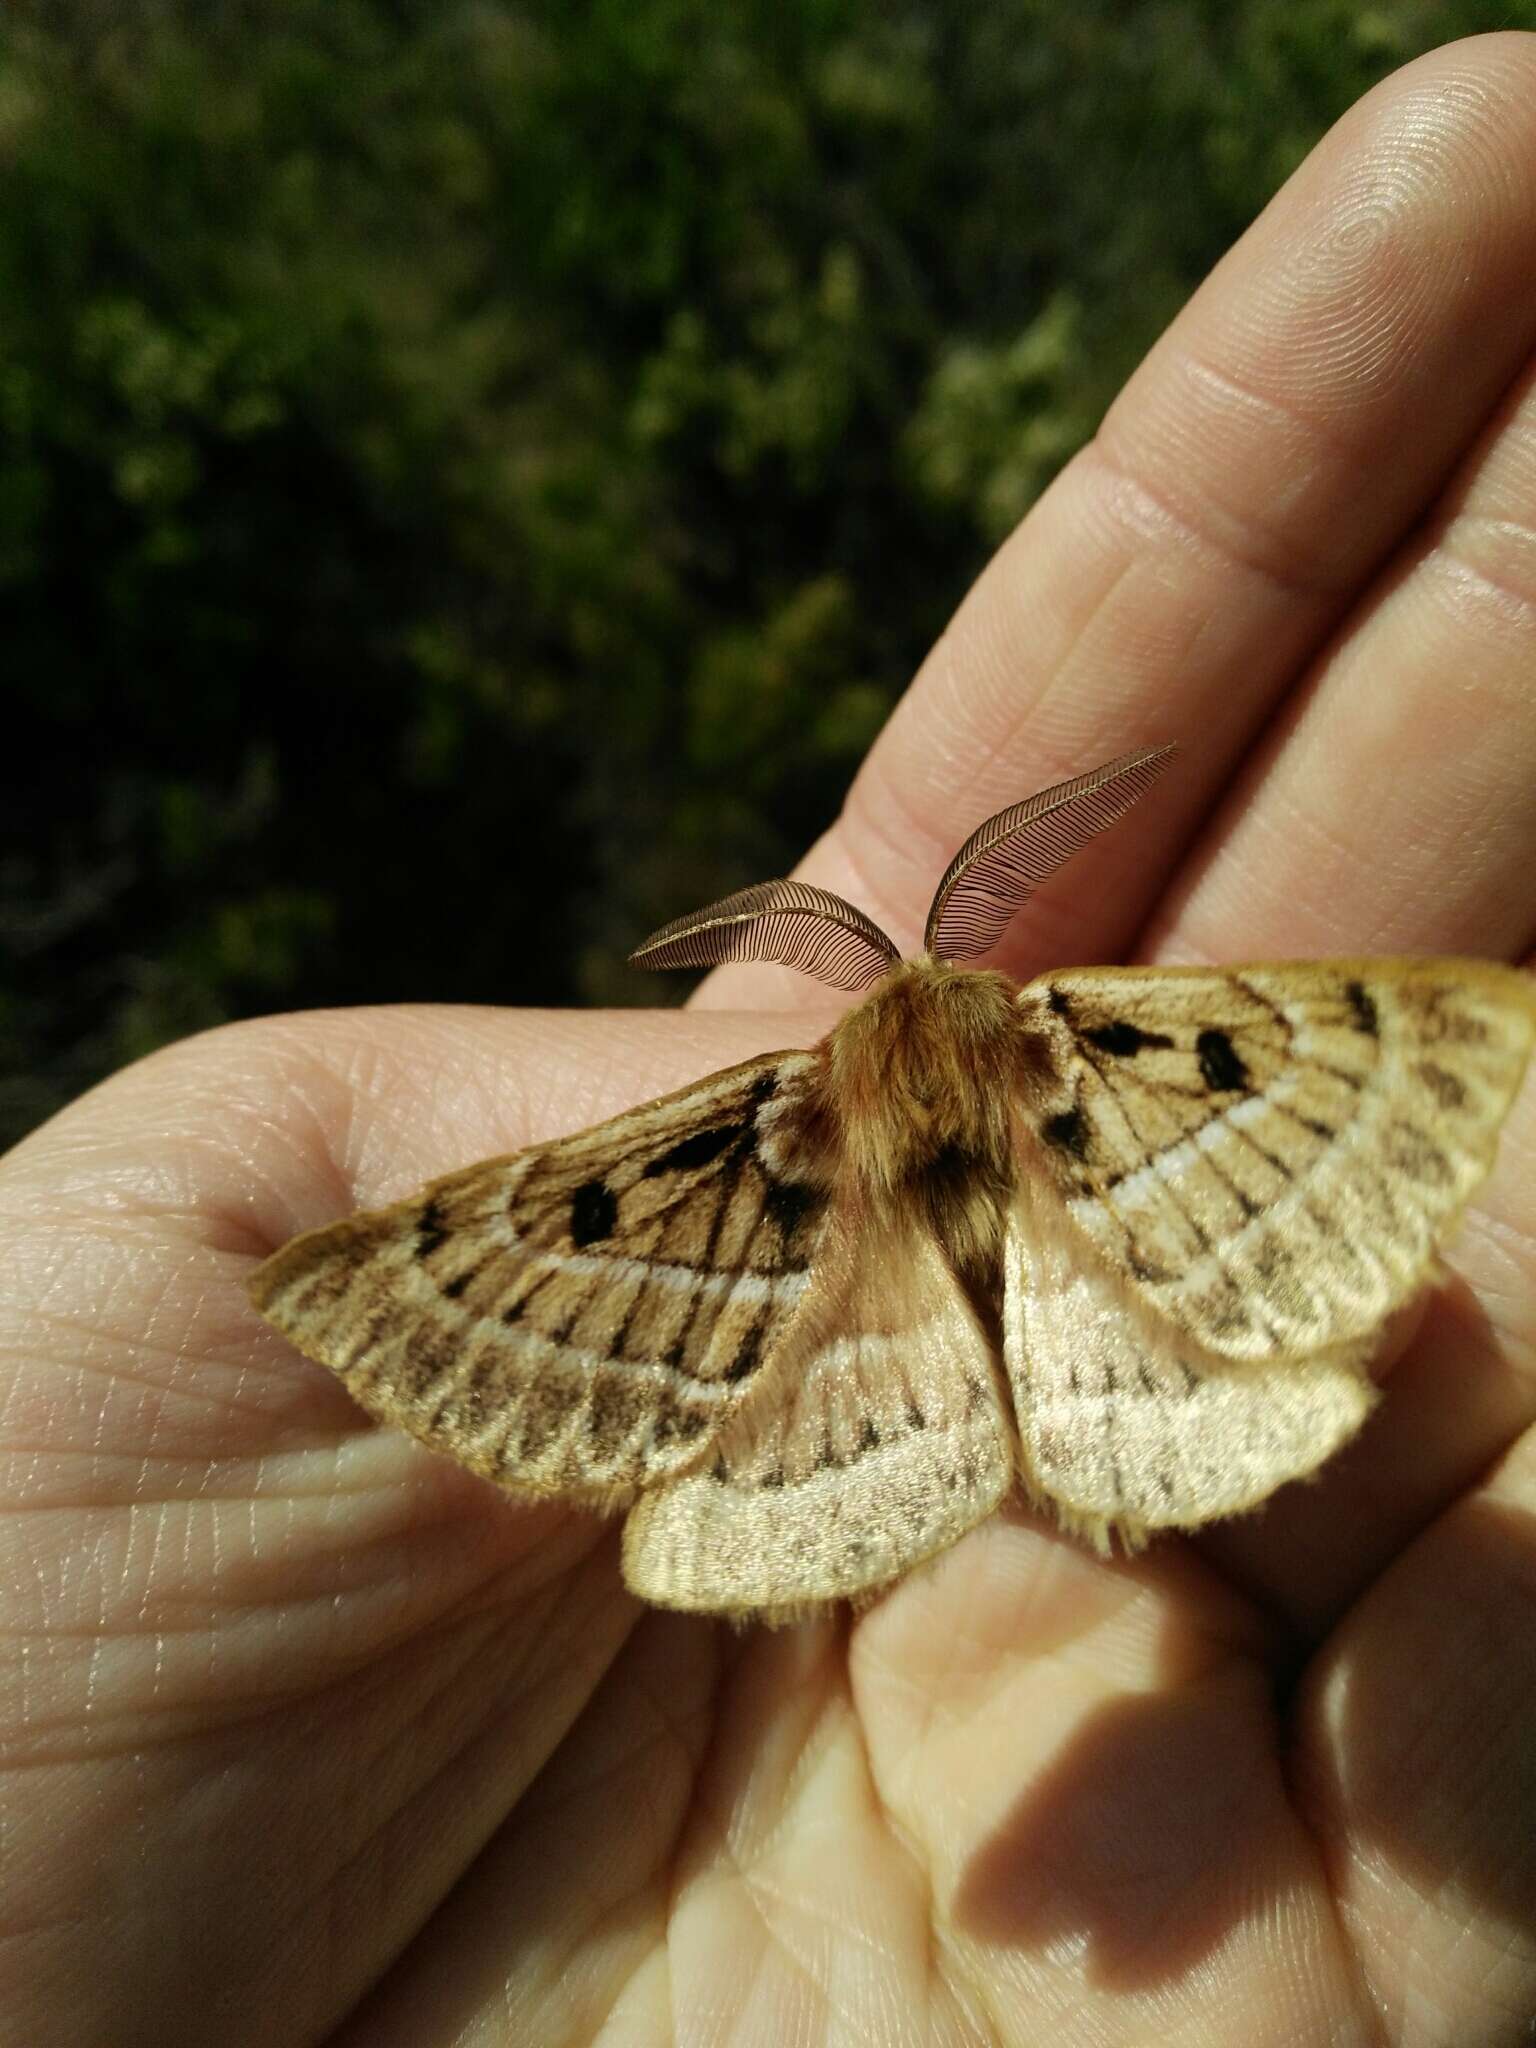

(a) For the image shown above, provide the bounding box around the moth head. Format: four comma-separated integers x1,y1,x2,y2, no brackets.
629,743,1175,994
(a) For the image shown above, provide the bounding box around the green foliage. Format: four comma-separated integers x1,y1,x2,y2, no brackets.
2,0,1530,1141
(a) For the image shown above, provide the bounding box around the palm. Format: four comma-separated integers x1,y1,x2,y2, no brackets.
7,37,1536,2047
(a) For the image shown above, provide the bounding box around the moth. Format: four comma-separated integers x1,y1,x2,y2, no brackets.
248,746,1536,1619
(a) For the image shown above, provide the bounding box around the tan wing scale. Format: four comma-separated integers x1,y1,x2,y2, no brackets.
1004,1187,1376,1548
1015,959,1536,1360
622,1225,1012,1618
248,1051,834,1502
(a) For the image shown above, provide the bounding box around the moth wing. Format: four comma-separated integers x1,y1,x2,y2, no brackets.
622,1222,1012,1618
247,1050,833,1503
1017,959,1536,1360
1003,1189,1376,1547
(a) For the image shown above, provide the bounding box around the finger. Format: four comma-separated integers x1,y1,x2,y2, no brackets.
695,33,1536,1009
1296,1428,1536,2034
0,1002,830,1447
852,1522,1374,2039
0,999,792,1699
217,1002,842,1231
0,1007,812,2046
1147,351,1536,966
327,1608,727,2048
0,1001,816,1718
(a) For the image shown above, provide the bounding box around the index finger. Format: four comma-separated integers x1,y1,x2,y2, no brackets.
694,33,1536,1008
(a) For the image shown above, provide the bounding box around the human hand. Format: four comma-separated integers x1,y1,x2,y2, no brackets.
6,35,1536,2046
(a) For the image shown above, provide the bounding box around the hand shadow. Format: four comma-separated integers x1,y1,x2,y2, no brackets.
952,1424,1536,1994
1322,1490,1536,1953
950,1652,1307,1993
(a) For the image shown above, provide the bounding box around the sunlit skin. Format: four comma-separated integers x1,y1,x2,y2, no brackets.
6,33,1536,2046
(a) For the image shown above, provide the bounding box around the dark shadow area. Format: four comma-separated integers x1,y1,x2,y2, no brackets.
1323,1493,1536,1950
952,1489,1536,1999
954,1674,1299,1992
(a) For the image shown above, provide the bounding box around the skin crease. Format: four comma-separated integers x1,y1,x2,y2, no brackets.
5,32,1536,2048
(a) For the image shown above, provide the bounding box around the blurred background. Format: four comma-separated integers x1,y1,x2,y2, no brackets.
3,0,1527,1146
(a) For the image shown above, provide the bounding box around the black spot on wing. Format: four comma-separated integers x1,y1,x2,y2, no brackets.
1196,1028,1248,1093
763,1177,825,1259
1043,1106,1090,1159
1084,1020,1173,1056
1345,981,1380,1037
570,1179,618,1247
416,1197,449,1260
643,1124,749,1176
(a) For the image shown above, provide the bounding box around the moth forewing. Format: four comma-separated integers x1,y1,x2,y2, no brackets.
1013,957,1536,1366
247,1049,841,1504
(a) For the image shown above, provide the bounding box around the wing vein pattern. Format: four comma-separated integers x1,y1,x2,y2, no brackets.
249,1051,834,1500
